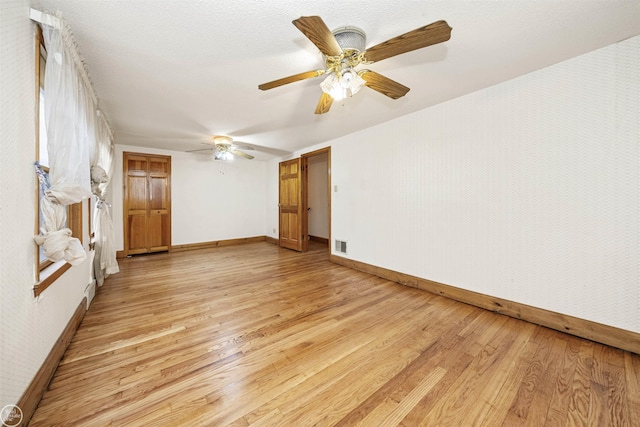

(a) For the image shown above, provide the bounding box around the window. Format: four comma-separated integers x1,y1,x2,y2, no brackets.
34,26,83,295
36,27,49,272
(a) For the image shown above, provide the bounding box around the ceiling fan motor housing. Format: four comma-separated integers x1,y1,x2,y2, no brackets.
332,26,366,53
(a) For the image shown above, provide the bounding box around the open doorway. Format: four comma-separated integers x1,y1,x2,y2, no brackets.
302,148,330,250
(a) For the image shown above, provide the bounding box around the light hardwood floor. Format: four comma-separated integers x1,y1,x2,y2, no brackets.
30,242,640,426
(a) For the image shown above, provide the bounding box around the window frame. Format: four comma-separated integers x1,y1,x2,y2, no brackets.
34,25,83,297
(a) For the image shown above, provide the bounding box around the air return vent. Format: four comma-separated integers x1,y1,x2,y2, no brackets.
335,239,348,254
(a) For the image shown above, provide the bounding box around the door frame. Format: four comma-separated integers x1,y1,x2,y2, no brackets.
301,147,331,251
277,147,331,253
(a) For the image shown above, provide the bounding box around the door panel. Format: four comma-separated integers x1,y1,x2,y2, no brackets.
279,158,303,251
148,214,170,251
149,176,169,210
127,176,147,210
126,170,148,255
127,214,148,254
149,157,169,174
127,156,148,175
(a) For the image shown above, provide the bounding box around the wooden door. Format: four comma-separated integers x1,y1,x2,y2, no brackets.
279,158,306,252
124,152,171,255
148,156,171,252
125,154,148,255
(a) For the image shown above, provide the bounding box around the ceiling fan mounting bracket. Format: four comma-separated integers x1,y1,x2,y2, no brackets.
211,135,233,146
332,26,366,52
323,26,369,73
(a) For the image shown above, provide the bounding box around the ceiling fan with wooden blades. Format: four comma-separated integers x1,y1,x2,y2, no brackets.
186,135,255,160
258,16,452,114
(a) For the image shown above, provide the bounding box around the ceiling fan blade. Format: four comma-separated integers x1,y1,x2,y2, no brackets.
361,71,410,99
258,69,325,91
229,148,254,160
186,147,214,153
314,92,334,114
364,20,452,63
292,16,343,57
231,144,254,151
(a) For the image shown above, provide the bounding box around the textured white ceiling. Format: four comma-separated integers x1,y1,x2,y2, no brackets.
34,0,640,159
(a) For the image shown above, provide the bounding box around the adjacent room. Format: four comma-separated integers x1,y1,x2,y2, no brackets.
1,1,639,425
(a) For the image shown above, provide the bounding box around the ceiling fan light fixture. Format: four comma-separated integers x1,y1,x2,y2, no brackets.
215,151,233,161
340,68,365,93
320,73,342,100
320,67,365,101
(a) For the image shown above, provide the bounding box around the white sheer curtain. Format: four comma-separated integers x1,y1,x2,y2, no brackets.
34,12,100,266
91,113,119,285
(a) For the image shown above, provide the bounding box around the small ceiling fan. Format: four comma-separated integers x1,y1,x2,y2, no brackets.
258,16,452,114
186,135,255,160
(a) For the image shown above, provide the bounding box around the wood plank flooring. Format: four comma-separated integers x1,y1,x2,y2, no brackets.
30,242,640,426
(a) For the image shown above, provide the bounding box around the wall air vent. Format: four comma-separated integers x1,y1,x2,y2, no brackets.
335,239,348,254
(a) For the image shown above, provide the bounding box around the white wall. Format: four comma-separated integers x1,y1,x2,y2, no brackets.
113,145,267,249
1,1,93,406
325,36,639,333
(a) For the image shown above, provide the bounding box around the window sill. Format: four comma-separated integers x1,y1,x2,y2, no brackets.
34,260,71,297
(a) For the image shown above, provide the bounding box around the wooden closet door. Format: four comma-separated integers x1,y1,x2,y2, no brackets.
125,154,149,255
147,156,170,252
124,152,171,255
